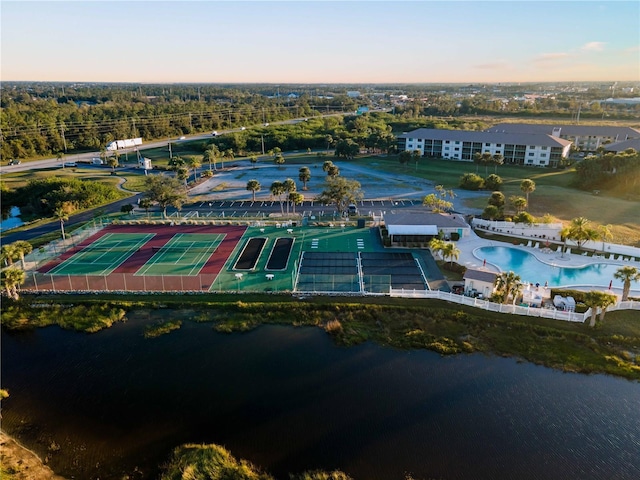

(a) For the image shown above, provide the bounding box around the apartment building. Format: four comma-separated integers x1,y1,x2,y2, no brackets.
397,128,572,167
486,123,640,152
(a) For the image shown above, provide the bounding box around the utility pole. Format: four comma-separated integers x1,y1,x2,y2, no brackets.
60,124,67,152
169,142,173,159
261,135,265,155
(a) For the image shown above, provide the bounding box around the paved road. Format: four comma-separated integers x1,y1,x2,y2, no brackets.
1,194,143,244
0,112,364,174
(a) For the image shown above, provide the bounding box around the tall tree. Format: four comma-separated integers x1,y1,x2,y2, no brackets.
509,195,528,213
289,192,304,214
139,197,153,217
222,149,234,169
520,179,536,205
143,175,186,218
107,155,119,172
54,205,69,241
1,267,25,300
298,167,311,190
441,242,460,268
270,181,285,215
203,145,220,171
429,238,445,260
12,240,33,269
494,271,522,304
246,179,261,202
598,224,613,252
187,156,201,183
565,217,600,249
613,266,640,302
315,176,363,214
274,153,285,168
1,243,18,267
282,178,297,215
584,290,618,327
492,154,504,173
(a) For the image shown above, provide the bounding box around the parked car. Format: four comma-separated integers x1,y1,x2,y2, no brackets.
240,126,246,131
212,131,219,136
179,136,186,140
63,162,77,167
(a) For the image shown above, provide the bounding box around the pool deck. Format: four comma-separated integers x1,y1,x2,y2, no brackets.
455,230,639,297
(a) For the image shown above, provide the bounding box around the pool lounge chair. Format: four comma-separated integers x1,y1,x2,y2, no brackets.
534,242,540,249
526,240,532,247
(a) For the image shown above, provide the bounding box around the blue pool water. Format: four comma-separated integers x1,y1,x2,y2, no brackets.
475,246,637,290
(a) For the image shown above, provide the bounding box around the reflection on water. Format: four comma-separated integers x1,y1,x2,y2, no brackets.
477,246,634,289
0,206,23,231
2,311,640,480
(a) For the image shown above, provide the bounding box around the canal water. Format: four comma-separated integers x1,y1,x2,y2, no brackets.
2,311,639,479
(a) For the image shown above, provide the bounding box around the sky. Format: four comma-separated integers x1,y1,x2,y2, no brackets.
1,0,639,83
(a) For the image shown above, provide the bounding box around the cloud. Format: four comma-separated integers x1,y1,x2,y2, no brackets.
534,52,570,64
623,45,640,53
581,42,605,52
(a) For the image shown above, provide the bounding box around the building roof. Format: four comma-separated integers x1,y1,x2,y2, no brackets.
464,269,498,283
384,212,469,230
604,138,640,153
397,128,571,148
486,123,640,139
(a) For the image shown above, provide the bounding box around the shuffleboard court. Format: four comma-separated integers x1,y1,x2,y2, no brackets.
46,233,155,276
266,237,294,270
135,233,225,276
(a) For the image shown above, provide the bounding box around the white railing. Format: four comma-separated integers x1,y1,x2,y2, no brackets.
389,289,640,322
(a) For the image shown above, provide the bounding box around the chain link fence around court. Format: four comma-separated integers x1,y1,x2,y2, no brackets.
21,217,111,272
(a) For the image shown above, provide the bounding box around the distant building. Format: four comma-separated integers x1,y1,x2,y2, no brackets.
347,91,361,98
397,128,571,167
604,138,640,154
486,123,640,152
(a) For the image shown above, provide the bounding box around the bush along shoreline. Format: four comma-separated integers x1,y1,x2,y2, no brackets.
1,294,639,380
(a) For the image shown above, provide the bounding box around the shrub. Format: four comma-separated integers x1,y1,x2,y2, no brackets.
324,319,343,334
485,174,503,191
459,173,484,190
513,212,535,225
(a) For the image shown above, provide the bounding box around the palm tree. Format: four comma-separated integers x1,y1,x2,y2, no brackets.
494,271,522,304
613,266,640,301
289,192,304,215
492,154,504,173
584,290,618,327
188,156,201,183
509,195,528,213
520,179,536,205
1,267,25,300
274,153,285,169
222,149,234,169
283,178,297,214
246,179,261,202
1,244,18,267
566,217,600,250
270,181,285,215
139,197,153,217
441,242,460,268
54,206,69,241
12,241,33,269
203,145,220,171
299,167,311,190
250,155,258,169
598,224,613,252
176,167,189,189
429,238,445,260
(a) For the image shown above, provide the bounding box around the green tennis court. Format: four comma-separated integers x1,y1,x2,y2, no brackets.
135,233,225,276
47,233,154,276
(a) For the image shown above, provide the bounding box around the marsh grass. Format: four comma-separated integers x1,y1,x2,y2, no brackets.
144,320,182,338
7,294,640,380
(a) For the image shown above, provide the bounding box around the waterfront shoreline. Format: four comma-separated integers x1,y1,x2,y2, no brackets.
0,430,65,480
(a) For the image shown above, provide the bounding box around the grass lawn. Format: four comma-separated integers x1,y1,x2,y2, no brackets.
0,166,125,189
352,155,640,246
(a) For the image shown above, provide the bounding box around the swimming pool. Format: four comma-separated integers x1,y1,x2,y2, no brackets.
475,246,636,290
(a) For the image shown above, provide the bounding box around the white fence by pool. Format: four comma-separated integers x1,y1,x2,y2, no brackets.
389,288,640,323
